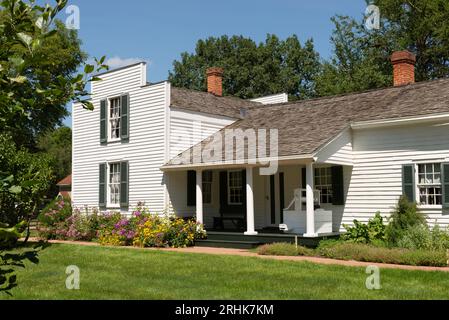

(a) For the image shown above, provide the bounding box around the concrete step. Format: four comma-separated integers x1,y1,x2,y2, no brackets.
195,239,262,249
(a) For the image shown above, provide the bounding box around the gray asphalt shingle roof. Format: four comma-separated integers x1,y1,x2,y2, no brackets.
170,87,259,119
166,78,449,166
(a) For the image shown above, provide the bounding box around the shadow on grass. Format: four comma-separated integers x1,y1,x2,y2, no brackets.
0,240,51,295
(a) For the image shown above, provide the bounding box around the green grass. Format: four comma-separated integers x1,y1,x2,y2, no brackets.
3,243,449,300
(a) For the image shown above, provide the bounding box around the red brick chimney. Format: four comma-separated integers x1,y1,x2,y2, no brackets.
206,67,223,96
391,50,416,86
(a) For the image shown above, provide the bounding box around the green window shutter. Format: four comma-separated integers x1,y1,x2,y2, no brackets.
187,170,196,206
121,94,129,141
402,164,415,202
442,163,449,206
100,99,107,144
120,161,129,207
99,163,107,207
331,166,345,205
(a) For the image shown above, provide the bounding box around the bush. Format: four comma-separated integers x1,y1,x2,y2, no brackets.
317,241,447,267
37,197,72,239
257,243,314,256
385,196,427,246
397,224,449,251
342,212,386,244
133,214,206,248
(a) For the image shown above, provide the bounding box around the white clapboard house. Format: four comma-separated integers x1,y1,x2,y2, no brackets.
73,50,449,241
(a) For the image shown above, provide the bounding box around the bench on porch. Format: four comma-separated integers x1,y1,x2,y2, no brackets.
213,215,246,231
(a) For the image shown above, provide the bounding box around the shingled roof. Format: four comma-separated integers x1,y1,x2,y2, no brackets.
165,78,449,167
170,86,260,119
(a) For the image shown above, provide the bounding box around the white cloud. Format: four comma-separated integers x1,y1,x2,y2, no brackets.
105,56,151,69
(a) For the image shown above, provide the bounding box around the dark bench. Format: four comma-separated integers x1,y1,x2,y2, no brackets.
213,216,245,231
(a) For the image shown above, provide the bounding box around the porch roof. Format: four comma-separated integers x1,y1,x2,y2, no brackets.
164,78,449,169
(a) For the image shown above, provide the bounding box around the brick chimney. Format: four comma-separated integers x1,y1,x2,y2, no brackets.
206,67,223,96
391,50,416,86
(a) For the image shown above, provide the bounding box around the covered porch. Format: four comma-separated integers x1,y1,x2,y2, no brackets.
166,160,350,239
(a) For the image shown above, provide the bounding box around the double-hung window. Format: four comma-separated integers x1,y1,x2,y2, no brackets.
228,171,243,205
315,167,333,204
418,163,442,205
109,97,121,141
108,163,121,207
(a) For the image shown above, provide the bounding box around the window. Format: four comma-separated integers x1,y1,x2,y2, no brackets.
108,163,121,206
202,171,213,204
418,163,442,205
109,97,121,140
315,167,333,204
228,171,243,205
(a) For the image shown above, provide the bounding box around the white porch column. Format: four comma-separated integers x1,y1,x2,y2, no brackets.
304,162,317,237
244,167,258,235
196,170,204,225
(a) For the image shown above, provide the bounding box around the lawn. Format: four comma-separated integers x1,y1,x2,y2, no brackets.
2,243,449,300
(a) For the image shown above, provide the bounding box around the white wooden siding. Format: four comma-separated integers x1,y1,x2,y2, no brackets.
315,128,354,166
343,122,449,230
72,63,168,214
251,93,288,105
169,108,235,159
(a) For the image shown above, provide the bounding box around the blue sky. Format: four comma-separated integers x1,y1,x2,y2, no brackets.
62,0,367,126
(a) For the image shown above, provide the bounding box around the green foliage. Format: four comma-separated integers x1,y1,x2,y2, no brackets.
37,197,72,239
342,212,386,244
0,0,107,293
385,196,427,246
397,224,449,251
317,241,447,267
316,0,449,96
169,34,321,100
257,242,314,256
0,134,53,226
37,126,72,183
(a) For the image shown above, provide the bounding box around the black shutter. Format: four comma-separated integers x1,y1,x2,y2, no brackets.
279,172,285,223
301,167,306,189
442,164,449,206
241,169,247,208
120,161,129,207
219,171,228,213
99,163,106,207
270,175,276,224
187,170,196,206
121,94,129,141
402,164,415,202
100,99,107,144
331,166,345,205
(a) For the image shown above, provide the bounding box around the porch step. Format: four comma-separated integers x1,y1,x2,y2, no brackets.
195,239,262,249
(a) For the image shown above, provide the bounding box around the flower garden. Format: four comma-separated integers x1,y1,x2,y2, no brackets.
37,198,206,248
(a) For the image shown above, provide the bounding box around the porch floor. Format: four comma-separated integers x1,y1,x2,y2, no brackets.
196,230,341,249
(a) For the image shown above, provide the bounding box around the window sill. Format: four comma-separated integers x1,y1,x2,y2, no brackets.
418,205,443,210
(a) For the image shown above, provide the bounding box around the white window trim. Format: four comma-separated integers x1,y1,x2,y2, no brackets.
107,162,121,209
314,167,333,204
415,162,443,208
108,96,122,142
228,170,243,205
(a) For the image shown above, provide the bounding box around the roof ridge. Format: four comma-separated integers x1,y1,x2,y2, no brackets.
250,77,449,110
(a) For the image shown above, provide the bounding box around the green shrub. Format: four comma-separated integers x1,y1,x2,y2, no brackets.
397,224,449,251
385,196,427,246
317,241,447,267
257,243,314,256
37,197,72,239
342,212,386,244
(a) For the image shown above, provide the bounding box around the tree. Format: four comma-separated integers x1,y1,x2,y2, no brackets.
0,12,86,149
316,0,449,96
37,126,72,182
169,34,321,100
0,0,107,293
